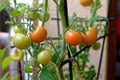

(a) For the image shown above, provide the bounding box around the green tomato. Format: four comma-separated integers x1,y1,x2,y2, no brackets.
28,57,39,67
13,33,32,49
37,50,51,65
25,10,39,20
24,64,33,73
10,49,24,62
14,26,26,33
39,11,50,22
92,41,101,50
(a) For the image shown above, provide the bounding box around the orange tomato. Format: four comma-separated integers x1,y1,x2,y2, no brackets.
79,0,93,6
82,27,97,45
30,26,47,43
65,29,83,46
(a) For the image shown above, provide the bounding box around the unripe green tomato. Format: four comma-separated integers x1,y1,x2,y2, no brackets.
39,11,50,22
13,33,32,49
92,41,101,50
10,49,24,62
37,50,51,65
24,65,32,73
14,26,26,33
28,57,39,67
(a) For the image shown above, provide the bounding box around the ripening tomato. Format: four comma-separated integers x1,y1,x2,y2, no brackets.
65,29,83,46
82,27,97,45
37,50,51,65
13,33,32,49
79,0,93,6
29,26,47,43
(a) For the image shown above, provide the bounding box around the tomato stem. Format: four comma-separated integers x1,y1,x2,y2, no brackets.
41,0,48,26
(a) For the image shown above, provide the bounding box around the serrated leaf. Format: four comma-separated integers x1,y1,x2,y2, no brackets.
0,48,7,61
40,67,54,80
11,9,21,17
2,56,12,70
0,72,9,80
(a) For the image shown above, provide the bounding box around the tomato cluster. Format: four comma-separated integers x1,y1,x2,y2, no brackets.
65,27,97,46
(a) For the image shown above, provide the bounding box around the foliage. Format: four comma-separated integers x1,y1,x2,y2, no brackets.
0,0,109,80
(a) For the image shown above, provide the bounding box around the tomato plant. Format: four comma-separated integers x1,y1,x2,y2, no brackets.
37,50,51,65
65,29,83,46
82,27,97,45
79,0,93,6
2,0,109,80
30,26,47,43
13,33,32,49
10,49,24,62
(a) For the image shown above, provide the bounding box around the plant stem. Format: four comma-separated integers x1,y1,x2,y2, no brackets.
42,0,48,26
58,2,67,64
58,66,65,80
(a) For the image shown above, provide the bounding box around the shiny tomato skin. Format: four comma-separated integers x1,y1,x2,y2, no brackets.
65,29,83,46
82,27,97,45
13,33,32,49
30,26,47,43
37,50,51,65
79,0,92,6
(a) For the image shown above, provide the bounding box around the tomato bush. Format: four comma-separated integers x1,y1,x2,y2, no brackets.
30,26,47,43
65,29,83,46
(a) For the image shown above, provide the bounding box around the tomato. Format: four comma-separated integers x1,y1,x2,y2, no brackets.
82,27,97,45
30,26,47,43
79,0,93,6
24,65,32,73
65,29,83,46
37,50,51,65
39,11,50,22
92,41,101,50
13,33,32,49
14,26,25,33
25,10,39,20
10,49,24,62
28,57,39,67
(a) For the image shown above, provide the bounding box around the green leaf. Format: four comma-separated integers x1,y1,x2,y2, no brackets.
80,54,89,63
0,5,4,11
2,56,12,70
40,67,54,80
11,9,21,17
69,46,77,54
12,74,20,80
0,72,9,80
86,65,96,80
0,48,7,61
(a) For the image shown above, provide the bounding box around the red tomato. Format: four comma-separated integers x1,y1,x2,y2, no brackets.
30,26,47,43
82,27,97,45
65,29,83,46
